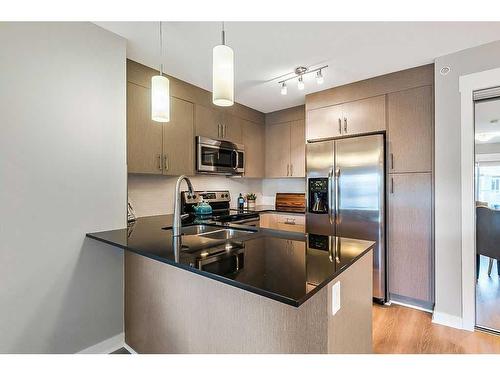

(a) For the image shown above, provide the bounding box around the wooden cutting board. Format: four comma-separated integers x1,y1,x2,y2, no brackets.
275,193,306,213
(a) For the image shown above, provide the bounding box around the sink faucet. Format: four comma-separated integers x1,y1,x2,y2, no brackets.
173,175,194,237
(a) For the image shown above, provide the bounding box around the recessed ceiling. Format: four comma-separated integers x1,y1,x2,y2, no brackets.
95,22,500,113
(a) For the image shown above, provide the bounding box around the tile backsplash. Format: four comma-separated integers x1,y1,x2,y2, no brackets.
128,174,305,217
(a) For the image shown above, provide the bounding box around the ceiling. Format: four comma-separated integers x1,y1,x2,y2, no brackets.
95,22,500,113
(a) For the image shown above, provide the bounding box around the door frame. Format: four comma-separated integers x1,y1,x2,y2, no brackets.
459,67,500,331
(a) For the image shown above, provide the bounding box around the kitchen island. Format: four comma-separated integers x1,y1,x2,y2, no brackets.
87,214,374,354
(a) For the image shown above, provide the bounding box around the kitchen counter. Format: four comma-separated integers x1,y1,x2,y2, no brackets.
87,214,373,307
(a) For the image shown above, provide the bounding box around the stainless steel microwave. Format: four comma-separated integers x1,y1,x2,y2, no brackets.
196,136,244,175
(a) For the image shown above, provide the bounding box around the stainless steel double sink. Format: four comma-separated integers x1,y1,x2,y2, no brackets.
163,224,257,252
181,224,255,240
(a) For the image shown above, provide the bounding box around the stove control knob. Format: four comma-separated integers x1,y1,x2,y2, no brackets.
192,194,197,199
187,194,191,199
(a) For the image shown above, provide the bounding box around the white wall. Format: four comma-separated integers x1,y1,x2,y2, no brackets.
128,175,263,217
261,178,306,205
128,175,306,217
434,40,500,322
0,23,126,353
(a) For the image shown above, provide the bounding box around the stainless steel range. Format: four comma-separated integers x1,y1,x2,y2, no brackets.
181,190,259,226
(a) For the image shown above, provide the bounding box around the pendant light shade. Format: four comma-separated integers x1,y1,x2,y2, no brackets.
151,75,170,122
151,21,170,122
213,22,234,107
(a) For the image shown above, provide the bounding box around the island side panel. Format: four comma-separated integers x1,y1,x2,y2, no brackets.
327,251,373,354
124,251,329,354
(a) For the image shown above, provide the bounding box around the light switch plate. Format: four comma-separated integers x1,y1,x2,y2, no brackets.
332,281,341,315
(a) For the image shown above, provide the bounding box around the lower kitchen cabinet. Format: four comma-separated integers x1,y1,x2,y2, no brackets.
388,172,433,307
162,97,194,176
241,119,265,178
260,213,305,233
127,82,163,174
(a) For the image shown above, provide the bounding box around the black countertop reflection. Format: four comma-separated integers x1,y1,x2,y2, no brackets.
87,215,374,307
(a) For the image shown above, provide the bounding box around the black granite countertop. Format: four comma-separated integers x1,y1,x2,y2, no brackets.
87,214,374,307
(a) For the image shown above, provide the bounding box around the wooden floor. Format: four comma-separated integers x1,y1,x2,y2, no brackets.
373,304,500,354
476,255,500,330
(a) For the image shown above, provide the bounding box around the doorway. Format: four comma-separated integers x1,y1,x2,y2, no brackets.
474,93,500,333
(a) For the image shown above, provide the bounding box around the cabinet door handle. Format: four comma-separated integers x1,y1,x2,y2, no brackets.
338,118,342,134
286,164,290,176
343,117,348,133
157,154,162,170
218,124,221,138
290,164,293,176
164,155,169,172
224,124,226,138
390,177,394,194
390,153,394,170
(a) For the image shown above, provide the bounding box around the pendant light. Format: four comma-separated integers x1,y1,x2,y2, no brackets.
212,22,234,107
151,21,170,122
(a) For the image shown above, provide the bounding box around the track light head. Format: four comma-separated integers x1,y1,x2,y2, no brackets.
281,82,287,95
297,76,305,90
316,70,324,85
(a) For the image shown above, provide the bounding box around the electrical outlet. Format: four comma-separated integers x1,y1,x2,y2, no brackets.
332,281,341,315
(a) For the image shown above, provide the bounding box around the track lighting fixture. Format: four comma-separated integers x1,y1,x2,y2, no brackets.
277,65,328,96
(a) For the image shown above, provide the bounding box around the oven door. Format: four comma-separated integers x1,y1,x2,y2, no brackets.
196,136,244,174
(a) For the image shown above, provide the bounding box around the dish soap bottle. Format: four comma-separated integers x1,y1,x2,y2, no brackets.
238,193,245,210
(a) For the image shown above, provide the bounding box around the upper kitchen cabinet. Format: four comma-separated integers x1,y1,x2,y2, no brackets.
306,104,343,141
163,97,195,176
194,104,223,140
306,95,385,141
127,82,163,174
290,119,306,177
222,112,243,143
265,122,291,177
241,119,265,178
387,85,433,173
194,105,243,143
127,59,265,176
341,95,386,136
265,106,305,178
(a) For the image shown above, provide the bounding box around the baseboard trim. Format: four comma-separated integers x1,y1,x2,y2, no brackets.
432,311,464,330
389,299,433,313
123,342,138,354
77,332,124,354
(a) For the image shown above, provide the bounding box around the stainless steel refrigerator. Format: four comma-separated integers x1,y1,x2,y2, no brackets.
306,134,386,302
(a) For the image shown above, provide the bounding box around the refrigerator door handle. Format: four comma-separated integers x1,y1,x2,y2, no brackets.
334,167,341,227
328,168,333,224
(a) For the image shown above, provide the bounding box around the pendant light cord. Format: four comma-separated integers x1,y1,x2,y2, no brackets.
159,21,164,75
221,21,225,46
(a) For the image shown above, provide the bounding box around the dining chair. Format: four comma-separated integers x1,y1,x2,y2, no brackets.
476,206,500,278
